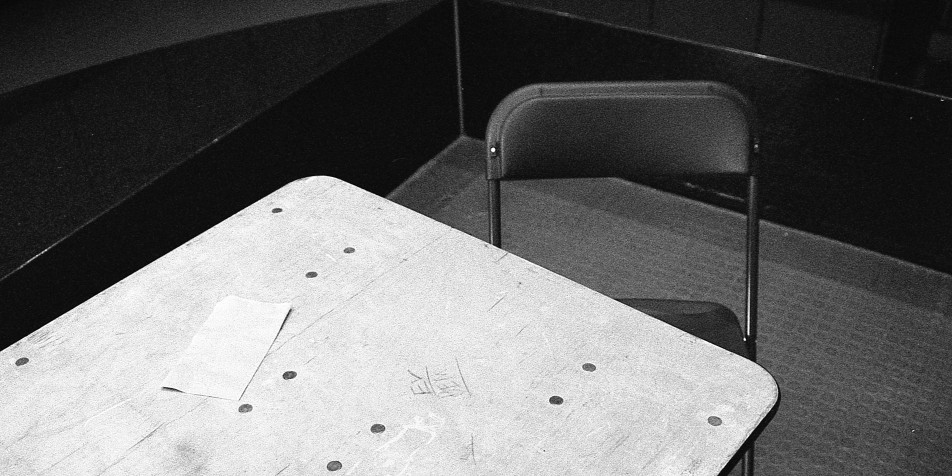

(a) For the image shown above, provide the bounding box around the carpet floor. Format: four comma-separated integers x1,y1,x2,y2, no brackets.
387,136,952,475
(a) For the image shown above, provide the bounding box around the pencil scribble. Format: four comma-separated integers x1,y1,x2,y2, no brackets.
409,358,471,397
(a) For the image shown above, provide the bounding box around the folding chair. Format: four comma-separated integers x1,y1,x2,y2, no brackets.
485,81,761,475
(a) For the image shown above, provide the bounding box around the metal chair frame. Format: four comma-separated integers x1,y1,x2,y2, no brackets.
484,81,762,475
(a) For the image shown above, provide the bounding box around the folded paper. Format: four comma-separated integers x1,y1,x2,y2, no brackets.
162,296,292,400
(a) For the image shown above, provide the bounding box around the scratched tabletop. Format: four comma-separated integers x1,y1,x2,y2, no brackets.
0,176,777,475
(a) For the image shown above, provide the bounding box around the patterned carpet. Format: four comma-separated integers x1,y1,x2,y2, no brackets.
388,136,952,475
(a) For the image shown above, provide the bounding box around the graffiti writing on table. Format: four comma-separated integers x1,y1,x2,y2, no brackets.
408,358,472,397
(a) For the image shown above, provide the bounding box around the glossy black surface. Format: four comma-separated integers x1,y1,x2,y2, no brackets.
501,0,952,96
0,2,435,281
461,0,952,274
0,1,457,350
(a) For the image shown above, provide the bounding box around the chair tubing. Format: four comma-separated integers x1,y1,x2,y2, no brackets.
488,179,502,247
745,172,760,362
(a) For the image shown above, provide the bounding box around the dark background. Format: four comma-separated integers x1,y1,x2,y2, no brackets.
500,0,952,96
2,0,951,349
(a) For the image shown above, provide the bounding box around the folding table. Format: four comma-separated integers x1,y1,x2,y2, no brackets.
0,176,777,475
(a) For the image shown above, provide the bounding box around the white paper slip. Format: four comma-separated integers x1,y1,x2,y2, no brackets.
162,296,292,400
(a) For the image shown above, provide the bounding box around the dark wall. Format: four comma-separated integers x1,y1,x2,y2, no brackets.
460,0,952,275
0,0,426,94
0,1,459,350
501,0,952,97
0,3,436,282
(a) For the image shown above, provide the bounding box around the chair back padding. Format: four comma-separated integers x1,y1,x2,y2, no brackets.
486,81,756,180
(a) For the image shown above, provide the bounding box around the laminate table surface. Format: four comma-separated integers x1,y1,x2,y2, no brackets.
0,176,777,475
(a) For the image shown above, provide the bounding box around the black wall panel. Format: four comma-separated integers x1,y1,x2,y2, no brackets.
0,2,459,350
460,0,952,275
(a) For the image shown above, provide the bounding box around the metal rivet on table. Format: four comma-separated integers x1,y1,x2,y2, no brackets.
370,423,386,434
282,371,297,380
272,208,283,213
343,247,355,254
238,404,253,413
15,357,29,366
327,460,343,471
582,363,596,372
549,396,563,405
305,271,318,278
708,416,722,426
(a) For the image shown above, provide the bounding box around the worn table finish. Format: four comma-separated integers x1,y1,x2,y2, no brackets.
1,176,777,475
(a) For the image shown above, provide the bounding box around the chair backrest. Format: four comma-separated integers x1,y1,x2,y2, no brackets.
485,81,757,181
484,81,761,362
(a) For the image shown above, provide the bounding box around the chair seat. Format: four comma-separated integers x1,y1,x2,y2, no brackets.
615,298,749,359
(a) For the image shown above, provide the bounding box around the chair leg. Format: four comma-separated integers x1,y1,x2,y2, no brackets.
742,445,753,476
488,179,502,247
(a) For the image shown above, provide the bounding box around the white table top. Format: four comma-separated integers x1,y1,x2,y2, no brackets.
1,176,777,475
